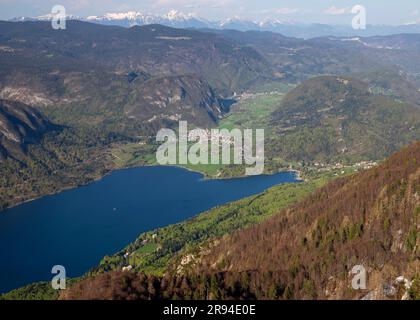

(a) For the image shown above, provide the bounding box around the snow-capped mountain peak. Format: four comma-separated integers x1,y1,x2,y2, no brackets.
85,10,197,22
10,10,420,39
83,10,210,27
87,11,151,21
165,10,191,21
258,17,297,27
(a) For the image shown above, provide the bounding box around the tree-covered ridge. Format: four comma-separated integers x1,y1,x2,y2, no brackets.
267,76,420,163
0,21,273,97
0,127,124,210
193,141,420,299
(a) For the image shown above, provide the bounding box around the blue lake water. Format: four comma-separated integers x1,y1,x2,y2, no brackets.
0,166,299,293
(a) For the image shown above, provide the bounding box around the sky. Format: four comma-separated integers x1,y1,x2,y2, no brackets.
0,0,419,25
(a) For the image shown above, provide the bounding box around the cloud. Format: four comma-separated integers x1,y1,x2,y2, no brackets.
323,6,350,15
276,7,299,15
410,9,419,16
404,20,420,25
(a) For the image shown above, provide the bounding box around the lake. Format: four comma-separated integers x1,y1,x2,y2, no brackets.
0,166,299,293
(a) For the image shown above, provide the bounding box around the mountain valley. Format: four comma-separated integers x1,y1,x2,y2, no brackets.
0,17,419,301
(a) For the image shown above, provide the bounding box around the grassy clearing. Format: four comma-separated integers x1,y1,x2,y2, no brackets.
111,143,157,168
219,93,285,130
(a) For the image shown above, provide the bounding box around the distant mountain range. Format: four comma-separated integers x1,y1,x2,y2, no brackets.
9,10,420,39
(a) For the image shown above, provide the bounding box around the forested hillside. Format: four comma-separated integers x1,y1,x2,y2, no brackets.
267,76,420,163
0,99,56,159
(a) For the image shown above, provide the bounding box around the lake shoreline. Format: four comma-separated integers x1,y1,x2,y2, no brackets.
1,161,303,213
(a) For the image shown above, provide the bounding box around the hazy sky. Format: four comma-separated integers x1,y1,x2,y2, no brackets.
0,0,419,25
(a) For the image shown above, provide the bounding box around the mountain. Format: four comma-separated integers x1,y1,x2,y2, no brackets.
10,11,420,39
8,11,298,32
1,21,272,133
322,34,420,85
3,20,420,96
86,10,212,29
195,29,420,89
0,20,273,101
60,141,420,300
0,99,56,159
124,74,229,128
0,98,117,210
267,76,420,163
356,69,420,108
